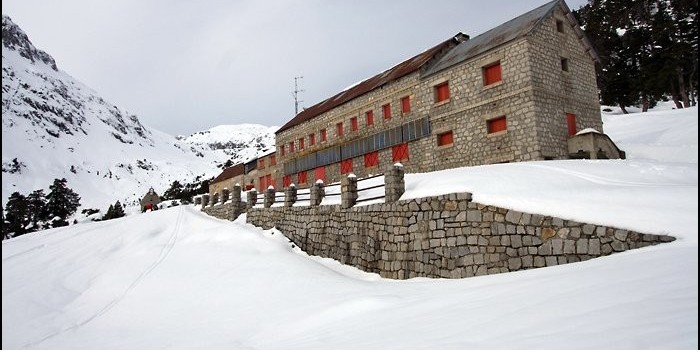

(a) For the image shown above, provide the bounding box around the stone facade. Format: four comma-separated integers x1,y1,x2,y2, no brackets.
271,1,609,189
246,193,675,279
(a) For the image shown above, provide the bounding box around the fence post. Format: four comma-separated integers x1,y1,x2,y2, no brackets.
341,174,358,208
264,187,275,208
285,184,297,207
201,194,210,209
221,188,230,204
231,184,242,219
194,196,202,206
211,193,219,206
247,189,258,209
310,180,325,206
385,163,405,203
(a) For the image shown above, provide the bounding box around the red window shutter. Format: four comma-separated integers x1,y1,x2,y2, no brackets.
366,110,374,126
336,122,343,137
484,62,502,85
280,146,285,157
259,176,266,192
314,166,326,183
289,141,295,153
435,82,450,102
340,159,353,174
566,113,577,136
258,159,265,169
351,117,358,131
299,138,305,150
283,175,292,187
298,171,307,184
392,143,409,162
383,104,391,120
364,151,379,168
321,129,327,142
309,133,315,146
401,96,411,114
270,155,276,165
487,116,507,133
438,131,454,146
266,174,273,189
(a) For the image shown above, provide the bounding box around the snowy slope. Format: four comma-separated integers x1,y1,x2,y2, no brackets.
1,16,275,210
2,107,697,349
179,123,278,166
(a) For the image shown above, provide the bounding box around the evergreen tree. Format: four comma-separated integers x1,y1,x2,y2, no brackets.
26,189,48,231
46,178,81,227
5,192,30,236
163,180,184,201
112,201,126,219
1,205,6,239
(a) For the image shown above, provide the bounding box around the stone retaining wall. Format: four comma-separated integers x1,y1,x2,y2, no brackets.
246,192,675,279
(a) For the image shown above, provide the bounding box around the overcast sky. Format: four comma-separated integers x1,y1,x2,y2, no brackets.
3,0,588,136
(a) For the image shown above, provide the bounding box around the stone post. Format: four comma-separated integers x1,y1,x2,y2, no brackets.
385,163,405,203
264,187,275,208
247,189,258,209
201,194,209,209
310,180,325,206
211,193,219,206
341,174,358,208
194,196,202,206
284,184,297,207
221,188,230,204
231,183,242,220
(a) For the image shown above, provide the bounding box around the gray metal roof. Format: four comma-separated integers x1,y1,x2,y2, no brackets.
422,0,589,77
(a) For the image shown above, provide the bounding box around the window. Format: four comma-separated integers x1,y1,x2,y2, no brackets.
258,158,265,169
566,113,577,136
556,19,564,33
366,110,374,126
484,62,502,85
336,122,344,137
392,143,409,162
341,159,353,174
297,171,307,184
280,146,285,157
401,96,411,114
309,133,315,146
437,131,454,146
283,175,292,187
266,174,273,189
383,103,391,120
351,117,358,131
299,137,305,150
270,154,276,165
561,58,569,72
259,176,266,192
364,151,379,168
321,129,327,142
289,141,295,153
314,166,326,183
487,116,507,134
435,82,450,102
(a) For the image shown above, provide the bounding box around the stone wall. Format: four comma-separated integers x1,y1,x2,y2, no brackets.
246,192,675,279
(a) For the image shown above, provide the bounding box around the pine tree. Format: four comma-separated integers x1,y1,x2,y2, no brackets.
5,192,30,236
103,204,114,220
112,201,126,219
46,178,81,227
26,189,48,231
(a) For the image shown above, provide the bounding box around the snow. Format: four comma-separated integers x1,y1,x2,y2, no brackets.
575,127,600,134
2,107,697,349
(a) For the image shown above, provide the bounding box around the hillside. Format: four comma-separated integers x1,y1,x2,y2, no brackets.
2,105,696,349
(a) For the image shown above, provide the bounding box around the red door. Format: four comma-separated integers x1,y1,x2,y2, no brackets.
566,113,577,136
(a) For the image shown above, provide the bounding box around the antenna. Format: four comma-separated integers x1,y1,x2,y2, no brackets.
293,76,304,115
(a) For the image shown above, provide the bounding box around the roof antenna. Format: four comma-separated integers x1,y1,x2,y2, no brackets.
293,76,304,115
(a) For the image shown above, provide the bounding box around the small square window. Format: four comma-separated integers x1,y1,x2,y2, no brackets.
487,116,507,134
561,58,569,72
383,104,392,120
435,82,450,102
484,62,502,86
556,19,564,33
401,96,411,114
351,117,358,131
336,122,344,137
437,131,453,146
366,110,374,126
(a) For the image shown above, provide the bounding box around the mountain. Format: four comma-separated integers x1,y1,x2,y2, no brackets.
1,15,275,210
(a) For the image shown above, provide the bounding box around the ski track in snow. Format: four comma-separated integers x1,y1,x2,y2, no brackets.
19,207,185,349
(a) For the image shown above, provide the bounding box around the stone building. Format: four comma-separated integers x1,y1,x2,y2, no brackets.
208,163,245,199
140,187,162,212
272,0,615,189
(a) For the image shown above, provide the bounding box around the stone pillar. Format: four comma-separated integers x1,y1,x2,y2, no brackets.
221,188,230,204
194,196,202,206
211,193,219,206
264,187,275,208
201,194,210,209
341,175,358,208
385,163,405,203
247,189,258,209
284,184,297,207
310,180,325,206
231,184,242,220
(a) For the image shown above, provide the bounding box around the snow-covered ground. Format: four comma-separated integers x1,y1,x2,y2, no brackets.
2,106,697,349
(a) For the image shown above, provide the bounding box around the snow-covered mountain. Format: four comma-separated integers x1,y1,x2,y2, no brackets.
1,15,275,209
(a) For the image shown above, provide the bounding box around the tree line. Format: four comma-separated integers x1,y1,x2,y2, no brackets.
574,0,698,112
2,178,81,239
